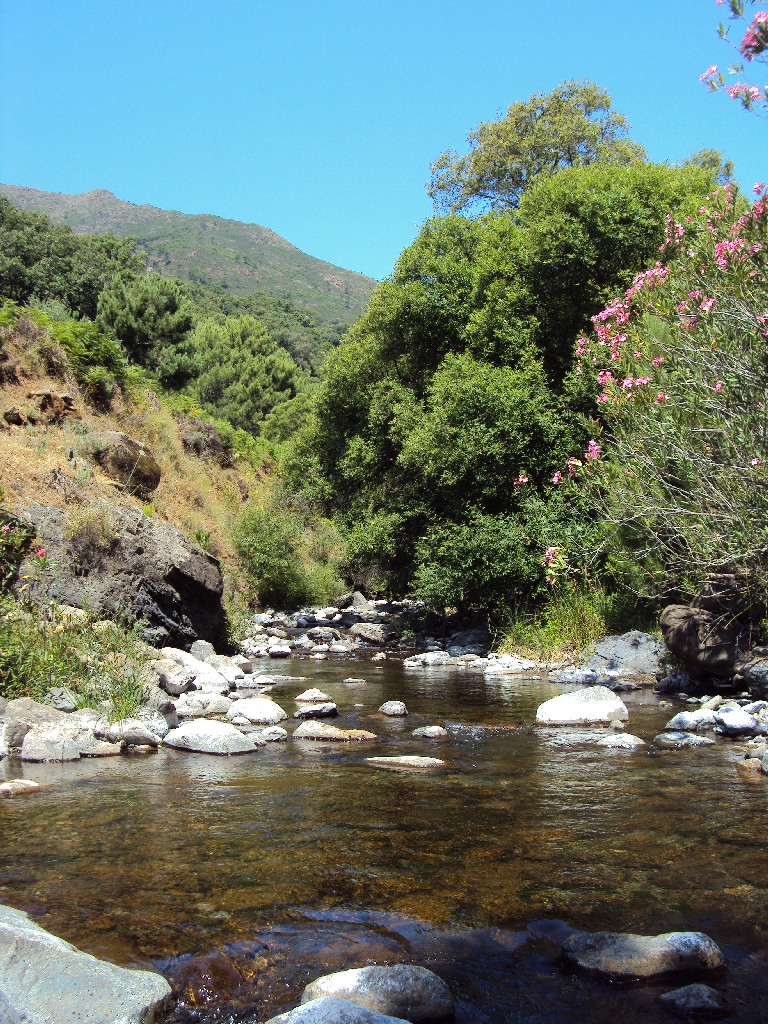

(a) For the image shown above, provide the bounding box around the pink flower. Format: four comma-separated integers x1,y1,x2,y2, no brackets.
597,392,609,404
652,356,664,367
700,64,719,82
584,440,601,462
35,548,46,559
752,457,762,466
714,380,724,393
754,183,767,195
567,457,579,478
543,547,558,566
514,475,529,487
551,471,563,484
1,524,9,534
621,377,635,390
596,370,614,386
656,393,669,403
700,297,715,313
635,376,651,386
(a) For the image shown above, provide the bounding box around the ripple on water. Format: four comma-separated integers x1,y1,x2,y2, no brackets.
2,659,768,1020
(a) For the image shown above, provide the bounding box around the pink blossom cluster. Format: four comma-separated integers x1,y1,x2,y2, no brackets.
740,11,768,60
726,82,762,101
714,237,745,269
543,547,558,566
700,64,719,82
513,475,529,487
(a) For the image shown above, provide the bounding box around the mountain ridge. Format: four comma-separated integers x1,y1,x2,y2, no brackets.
0,183,376,327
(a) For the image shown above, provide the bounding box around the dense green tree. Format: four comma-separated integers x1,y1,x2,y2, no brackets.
190,316,306,432
288,159,718,610
427,80,646,215
0,197,142,318
96,273,195,383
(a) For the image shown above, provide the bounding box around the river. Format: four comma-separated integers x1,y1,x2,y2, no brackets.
2,658,768,1021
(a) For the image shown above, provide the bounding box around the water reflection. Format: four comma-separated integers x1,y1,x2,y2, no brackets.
2,658,768,1019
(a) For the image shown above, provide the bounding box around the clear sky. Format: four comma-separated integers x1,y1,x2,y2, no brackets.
0,1,764,280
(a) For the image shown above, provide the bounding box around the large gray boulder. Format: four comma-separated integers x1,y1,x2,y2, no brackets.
226,697,287,725
349,624,392,645
292,721,378,742
92,431,161,499
267,997,409,1024
551,632,666,687
535,686,628,726
0,903,171,1023
12,505,226,650
1,698,72,754
659,605,742,680
302,965,454,1023
163,719,262,755
562,930,724,979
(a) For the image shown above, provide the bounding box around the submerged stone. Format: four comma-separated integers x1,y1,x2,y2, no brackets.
302,964,454,1023
562,929,724,979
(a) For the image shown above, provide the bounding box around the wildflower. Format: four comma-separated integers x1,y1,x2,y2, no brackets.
700,64,718,82
551,471,563,485
700,297,715,313
656,393,669,403
1,524,9,534
635,377,651,386
567,457,580,478
752,457,762,466
597,369,614,386
755,183,767,195
35,547,46,558
513,475,529,487
597,392,609,404
621,377,635,390
652,356,664,367
543,547,558,566
740,12,768,60
714,380,724,393
584,440,601,462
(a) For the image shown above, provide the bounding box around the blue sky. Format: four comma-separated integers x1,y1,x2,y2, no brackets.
0,1,764,280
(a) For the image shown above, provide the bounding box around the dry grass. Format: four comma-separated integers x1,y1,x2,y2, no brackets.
0,329,271,577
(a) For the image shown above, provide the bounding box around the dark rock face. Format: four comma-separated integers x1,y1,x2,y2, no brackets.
179,420,232,468
659,605,742,680
13,504,226,650
93,431,161,498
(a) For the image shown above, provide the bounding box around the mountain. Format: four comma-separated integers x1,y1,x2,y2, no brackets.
0,184,376,328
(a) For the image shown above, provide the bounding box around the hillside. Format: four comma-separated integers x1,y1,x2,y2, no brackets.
0,184,376,328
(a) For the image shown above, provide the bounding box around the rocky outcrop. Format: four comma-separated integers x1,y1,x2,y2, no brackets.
13,504,226,649
302,965,454,1023
92,431,161,498
0,903,171,1024
659,605,742,681
550,632,666,690
561,930,724,979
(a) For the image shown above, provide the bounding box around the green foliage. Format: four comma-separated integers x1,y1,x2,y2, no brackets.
0,185,375,330
0,493,33,592
0,597,149,719
96,272,195,381
499,584,608,658
0,197,143,318
182,282,343,374
189,315,306,432
233,500,344,608
575,182,768,608
261,390,315,443
2,302,140,408
294,159,717,613
428,80,646,214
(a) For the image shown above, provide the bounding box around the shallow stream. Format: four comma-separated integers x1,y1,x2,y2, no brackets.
3,660,768,1021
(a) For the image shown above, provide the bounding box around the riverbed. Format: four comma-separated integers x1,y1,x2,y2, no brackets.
2,659,768,1021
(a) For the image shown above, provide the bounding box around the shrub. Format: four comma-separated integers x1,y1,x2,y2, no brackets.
571,182,768,607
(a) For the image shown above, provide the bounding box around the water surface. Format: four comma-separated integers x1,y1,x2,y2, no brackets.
2,659,767,1020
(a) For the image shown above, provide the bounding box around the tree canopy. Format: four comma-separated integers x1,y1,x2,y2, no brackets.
427,80,646,215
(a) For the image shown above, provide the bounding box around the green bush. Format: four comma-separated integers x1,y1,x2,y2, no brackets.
0,597,149,719
233,502,344,608
574,182,768,608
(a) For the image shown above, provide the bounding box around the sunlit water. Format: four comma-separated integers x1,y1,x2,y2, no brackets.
3,659,768,1021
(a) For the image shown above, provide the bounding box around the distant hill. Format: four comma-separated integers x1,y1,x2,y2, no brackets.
0,184,377,328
